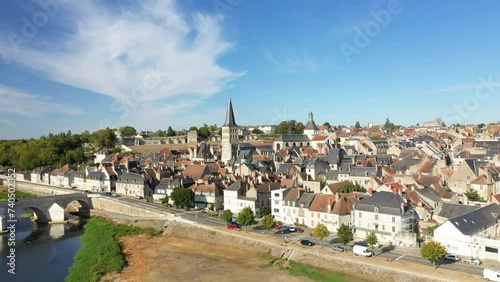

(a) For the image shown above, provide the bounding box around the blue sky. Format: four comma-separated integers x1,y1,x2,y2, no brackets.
1,0,500,139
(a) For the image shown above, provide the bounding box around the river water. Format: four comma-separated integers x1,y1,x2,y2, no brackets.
0,216,85,282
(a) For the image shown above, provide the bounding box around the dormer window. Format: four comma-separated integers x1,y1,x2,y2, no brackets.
374,206,379,213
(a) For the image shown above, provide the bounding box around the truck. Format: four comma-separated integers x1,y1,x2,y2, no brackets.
352,245,373,257
483,268,500,281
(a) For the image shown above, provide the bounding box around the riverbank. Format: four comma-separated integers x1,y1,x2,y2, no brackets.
66,217,150,282
97,217,483,282
0,185,37,201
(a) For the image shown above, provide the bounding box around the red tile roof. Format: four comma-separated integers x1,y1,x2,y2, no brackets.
311,135,328,141
471,175,488,185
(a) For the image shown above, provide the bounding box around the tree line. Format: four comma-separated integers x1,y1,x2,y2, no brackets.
0,129,116,171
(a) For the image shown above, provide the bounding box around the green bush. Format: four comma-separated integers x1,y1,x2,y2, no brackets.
66,217,143,282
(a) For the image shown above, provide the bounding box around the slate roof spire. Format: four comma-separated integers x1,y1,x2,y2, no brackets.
305,111,318,130
224,98,237,127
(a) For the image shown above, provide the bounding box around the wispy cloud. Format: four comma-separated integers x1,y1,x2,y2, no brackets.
0,0,242,108
264,50,319,74
0,85,83,118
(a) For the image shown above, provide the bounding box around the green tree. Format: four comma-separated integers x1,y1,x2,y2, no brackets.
426,225,439,236
81,130,91,143
252,128,263,135
120,126,137,136
155,130,166,137
112,147,122,154
337,182,362,193
258,205,271,218
366,231,378,254
260,214,276,230
311,223,330,246
337,224,354,248
160,196,170,206
222,209,233,226
199,125,211,139
166,126,175,137
170,187,195,210
323,122,331,127
91,128,116,149
478,123,485,129
295,122,305,134
421,241,447,267
464,189,484,202
355,121,361,129
237,207,255,230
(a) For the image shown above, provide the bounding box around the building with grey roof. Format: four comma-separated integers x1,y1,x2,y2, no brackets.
354,191,417,246
434,203,500,261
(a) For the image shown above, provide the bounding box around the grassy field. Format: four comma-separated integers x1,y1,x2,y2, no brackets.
0,185,37,201
66,217,160,282
287,260,358,282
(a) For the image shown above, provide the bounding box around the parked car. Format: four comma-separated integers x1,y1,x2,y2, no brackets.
83,190,91,194
288,226,296,232
352,245,373,257
135,195,144,199
300,240,315,247
104,192,112,196
111,192,117,197
464,258,481,265
332,244,345,252
444,254,460,262
295,227,305,233
275,225,288,231
483,268,500,281
227,224,240,230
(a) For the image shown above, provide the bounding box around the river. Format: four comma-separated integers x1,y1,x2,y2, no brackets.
0,215,86,282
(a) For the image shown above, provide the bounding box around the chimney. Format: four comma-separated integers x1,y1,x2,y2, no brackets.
327,197,332,212
268,183,271,192
335,192,340,202
181,177,184,188
401,203,405,214
297,188,300,198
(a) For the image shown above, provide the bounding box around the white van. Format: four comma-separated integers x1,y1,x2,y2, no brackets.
353,245,373,257
484,268,500,281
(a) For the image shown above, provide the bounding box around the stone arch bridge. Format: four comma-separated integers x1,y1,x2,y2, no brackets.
0,194,93,231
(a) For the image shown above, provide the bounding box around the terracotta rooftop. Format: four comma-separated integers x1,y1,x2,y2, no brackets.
311,135,328,141
471,175,488,185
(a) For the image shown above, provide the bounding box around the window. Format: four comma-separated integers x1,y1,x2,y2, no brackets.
359,212,362,218
374,207,379,213
273,208,279,213
275,200,279,205
375,214,379,220
274,193,279,197
392,226,395,232
486,247,498,253
317,213,320,219
382,225,385,231
392,217,395,223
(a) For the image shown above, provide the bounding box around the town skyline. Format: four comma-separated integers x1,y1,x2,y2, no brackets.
1,0,500,139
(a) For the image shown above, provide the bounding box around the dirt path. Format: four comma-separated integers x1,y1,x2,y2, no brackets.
104,233,318,282
98,218,483,282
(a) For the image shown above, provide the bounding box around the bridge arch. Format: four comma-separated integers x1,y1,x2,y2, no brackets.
63,199,92,218
21,206,50,223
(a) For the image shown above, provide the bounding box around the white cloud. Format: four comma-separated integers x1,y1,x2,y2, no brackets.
0,85,83,118
0,0,241,110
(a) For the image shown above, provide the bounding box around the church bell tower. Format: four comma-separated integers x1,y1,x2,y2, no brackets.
221,98,238,163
